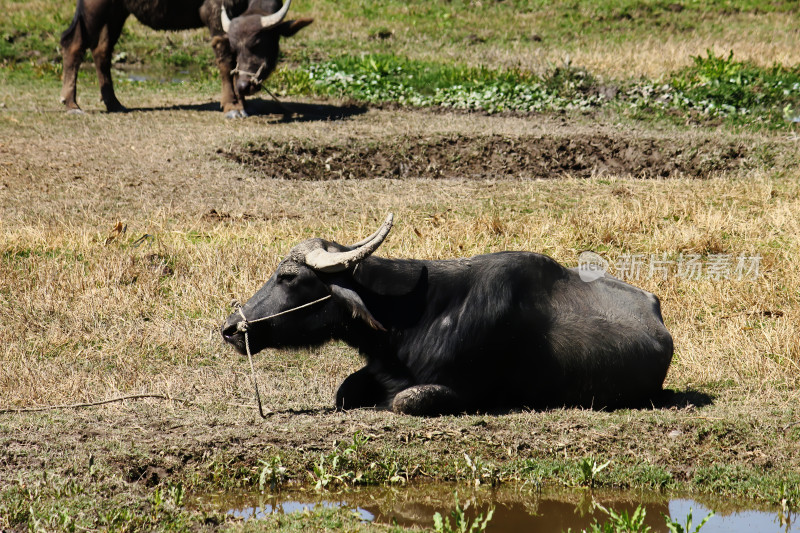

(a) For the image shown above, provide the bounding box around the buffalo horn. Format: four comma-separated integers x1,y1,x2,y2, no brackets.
348,217,393,248
221,6,231,32
304,213,394,273
260,0,292,28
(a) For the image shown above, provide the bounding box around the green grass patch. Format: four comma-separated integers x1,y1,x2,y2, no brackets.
276,53,603,113
0,1,70,70
630,50,800,128
272,51,800,129
691,464,800,508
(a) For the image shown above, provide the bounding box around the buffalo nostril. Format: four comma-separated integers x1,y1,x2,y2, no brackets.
236,81,251,96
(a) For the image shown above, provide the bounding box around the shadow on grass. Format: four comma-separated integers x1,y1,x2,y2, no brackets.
243,391,713,419
130,98,368,122
261,407,338,417
480,388,715,417
652,387,715,409
245,98,369,122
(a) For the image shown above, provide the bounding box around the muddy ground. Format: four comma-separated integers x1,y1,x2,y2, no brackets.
225,131,752,181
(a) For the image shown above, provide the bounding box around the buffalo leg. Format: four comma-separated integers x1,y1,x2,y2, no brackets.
60,10,89,111
90,7,129,112
391,384,464,416
211,36,246,118
335,367,388,411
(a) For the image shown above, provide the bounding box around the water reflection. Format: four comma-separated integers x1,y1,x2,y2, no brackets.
193,485,797,533
227,500,374,522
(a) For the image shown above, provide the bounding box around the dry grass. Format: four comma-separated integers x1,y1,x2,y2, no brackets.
488,26,800,79
295,3,800,78
371,27,800,80
1,95,799,413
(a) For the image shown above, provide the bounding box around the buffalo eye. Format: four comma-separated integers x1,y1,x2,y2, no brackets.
276,266,300,283
277,271,296,282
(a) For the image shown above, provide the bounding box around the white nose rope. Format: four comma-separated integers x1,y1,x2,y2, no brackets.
230,62,267,83
233,295,332,418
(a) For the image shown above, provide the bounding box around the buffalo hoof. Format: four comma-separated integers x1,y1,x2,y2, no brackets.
391,384,463,416
104,98,128,113
224,109,249,119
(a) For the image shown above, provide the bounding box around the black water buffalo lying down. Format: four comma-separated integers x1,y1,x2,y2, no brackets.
60,0,312,117
222,214,674,416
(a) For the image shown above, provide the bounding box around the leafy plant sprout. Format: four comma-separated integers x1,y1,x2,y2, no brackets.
433,492,495,533
578,457,611,488
663,508,715,533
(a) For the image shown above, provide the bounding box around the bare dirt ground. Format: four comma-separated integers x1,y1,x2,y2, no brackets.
225,130,752,181
2,86,800,528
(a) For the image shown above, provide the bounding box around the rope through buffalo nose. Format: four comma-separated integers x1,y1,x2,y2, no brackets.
229,62,295,114
230,62,266,83
231,295,332,419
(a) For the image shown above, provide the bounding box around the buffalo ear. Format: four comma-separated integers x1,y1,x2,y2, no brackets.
211,35,231,51
278,18,313,37
329,284,386,331
353,257,426,297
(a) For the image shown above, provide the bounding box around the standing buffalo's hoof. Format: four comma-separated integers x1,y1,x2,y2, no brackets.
224,109,249,119
104,99,128,113
391,385,463,417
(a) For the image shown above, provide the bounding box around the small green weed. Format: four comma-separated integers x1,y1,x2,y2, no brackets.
309,431,370,489
370,457,408,485
663,508,715,533
568,504,715,533
99,507,135,529
578,457,611,488
151,482,183,511
168,482,185,507
258,455,288,492
433,492,495,533
776,481,800,528
463,453,500,488
310,453,350,490
349,430,370,461
575,504,651,533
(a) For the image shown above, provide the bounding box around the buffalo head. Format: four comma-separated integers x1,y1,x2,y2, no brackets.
221,214,394,355
221,0,313,98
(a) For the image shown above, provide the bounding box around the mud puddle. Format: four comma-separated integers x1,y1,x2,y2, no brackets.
192,485,797,532
224,133,751,180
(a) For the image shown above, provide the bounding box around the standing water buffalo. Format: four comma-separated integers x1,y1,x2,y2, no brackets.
59,0,312,117
221,214,674,416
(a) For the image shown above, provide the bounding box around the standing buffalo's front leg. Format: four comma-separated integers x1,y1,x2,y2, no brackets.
391,385,464,416
211,36,247,118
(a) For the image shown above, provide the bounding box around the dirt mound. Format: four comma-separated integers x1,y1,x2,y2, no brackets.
224,133,749,180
